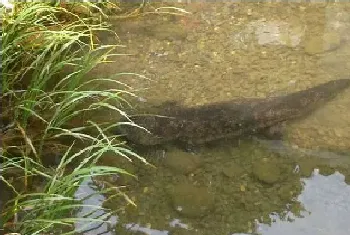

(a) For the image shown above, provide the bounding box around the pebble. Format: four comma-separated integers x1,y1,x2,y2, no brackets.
163,150,202,175
252,159,282,184
168,183,215,218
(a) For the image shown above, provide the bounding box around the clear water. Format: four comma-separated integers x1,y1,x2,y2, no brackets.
77,2,350,235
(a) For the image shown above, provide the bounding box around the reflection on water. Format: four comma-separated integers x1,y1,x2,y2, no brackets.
125,224,168,235
79,138,350,235
74,178,117,235
255,171,350,235
80,160,350,235
82,2,350,235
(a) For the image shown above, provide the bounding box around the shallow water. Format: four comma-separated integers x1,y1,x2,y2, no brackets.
79,140,350,235
79,2,350,235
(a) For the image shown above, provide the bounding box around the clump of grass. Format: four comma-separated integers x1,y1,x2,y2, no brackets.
1,136,140,234
1,2,150,234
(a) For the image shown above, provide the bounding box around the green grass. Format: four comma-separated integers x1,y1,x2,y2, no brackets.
1,2,150,234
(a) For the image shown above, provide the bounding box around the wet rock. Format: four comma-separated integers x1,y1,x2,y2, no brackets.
221,162,245,178
163,151,202,175
168,183,215,218
304,32,341,54
252,158,282,184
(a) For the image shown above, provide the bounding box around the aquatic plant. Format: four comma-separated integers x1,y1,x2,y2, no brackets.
1,1,150,234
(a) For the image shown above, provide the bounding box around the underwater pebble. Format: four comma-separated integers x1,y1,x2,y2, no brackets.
163,151,203,175
252,159,282,184
168,183,215,218
222,162,244,178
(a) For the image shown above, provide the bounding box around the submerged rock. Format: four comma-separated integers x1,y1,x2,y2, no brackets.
252,158,282,184
168,183,215,218
163,151,202,175
221,162,245,178
304,32,341,54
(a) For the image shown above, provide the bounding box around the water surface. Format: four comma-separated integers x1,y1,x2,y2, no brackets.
82,2,350,235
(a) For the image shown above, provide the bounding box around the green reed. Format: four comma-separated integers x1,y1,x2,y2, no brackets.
1,2,149,234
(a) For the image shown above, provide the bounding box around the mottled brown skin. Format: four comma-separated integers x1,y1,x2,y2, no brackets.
118,79,350,146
